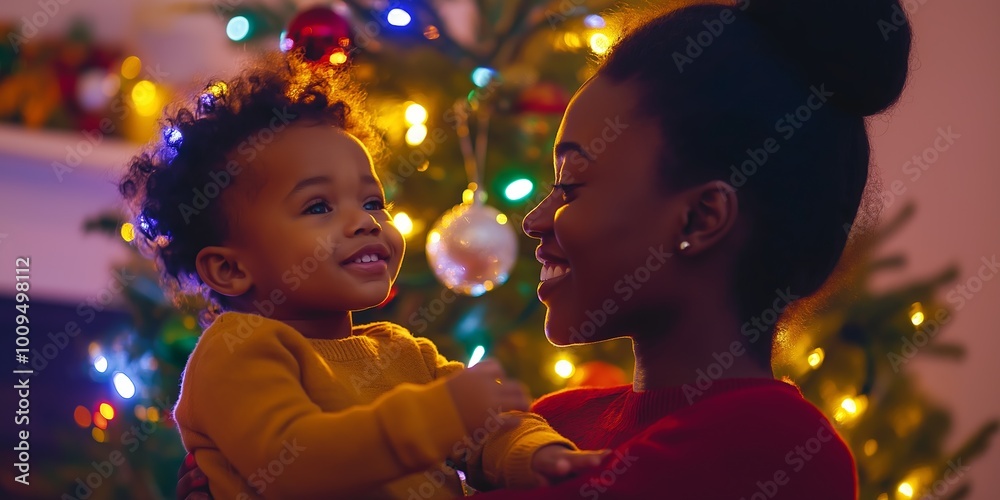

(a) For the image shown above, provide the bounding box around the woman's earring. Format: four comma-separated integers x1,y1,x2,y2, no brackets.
679,241,691,251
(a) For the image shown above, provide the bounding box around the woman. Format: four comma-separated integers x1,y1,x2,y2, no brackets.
179,0,911,497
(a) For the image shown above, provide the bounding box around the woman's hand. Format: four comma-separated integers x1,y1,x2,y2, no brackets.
176,453,212,500
530,445,610,487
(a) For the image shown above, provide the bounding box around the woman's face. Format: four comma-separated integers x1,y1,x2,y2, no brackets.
523,76,688,345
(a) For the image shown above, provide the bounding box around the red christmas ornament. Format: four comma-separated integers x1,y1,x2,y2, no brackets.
285,7,353,63
516,81,570,114
376,285,398,308
567,361,627,389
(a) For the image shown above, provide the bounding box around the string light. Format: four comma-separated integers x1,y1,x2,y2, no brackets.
120,56,141,79
131,80,159,117
584,15,606,28
329,49,348,65
99,403,115,420
504,179,533,201
806,348,824,369
147,407,160,422
93,355,108,373
279,31,293,52
864,439,878,456
588,33,611,55
468,346,486,367
834,394,868,423
94,412,108,430
424,25,440,40
404,102,428,125
393,212,414,236
387,8,411,27
909,302,925,326
226,16,251,41
92,427,106,443
563,32,582,49
120,223,135,243
74,406,91,428
897,481,914,498
554,359,575,379
113,372,136,399
495,214,508,225
405,124,428,146
471,67,495,88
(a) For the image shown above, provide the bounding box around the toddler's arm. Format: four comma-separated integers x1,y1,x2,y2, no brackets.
174,325,468,498
413,338,583,490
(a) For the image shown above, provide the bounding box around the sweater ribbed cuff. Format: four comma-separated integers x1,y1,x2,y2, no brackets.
503,430,578,489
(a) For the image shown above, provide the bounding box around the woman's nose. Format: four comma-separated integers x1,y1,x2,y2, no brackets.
522,193,555,239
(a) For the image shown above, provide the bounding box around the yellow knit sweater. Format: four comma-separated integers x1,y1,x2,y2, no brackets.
173,311,574,499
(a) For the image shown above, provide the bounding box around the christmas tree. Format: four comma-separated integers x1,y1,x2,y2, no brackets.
28,1,996,498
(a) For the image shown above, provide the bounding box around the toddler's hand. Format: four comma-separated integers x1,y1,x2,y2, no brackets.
530,445,611,487
445,359,530,435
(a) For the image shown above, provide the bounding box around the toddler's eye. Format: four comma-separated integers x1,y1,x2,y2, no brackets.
363,199,386,211
304,201,332,215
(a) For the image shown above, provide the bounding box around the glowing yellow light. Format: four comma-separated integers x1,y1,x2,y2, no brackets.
496,213,508,225
897,482,914,498
74,405,91,428
909,302,924,326
404,102,428,125
329,50,348,65
92,427,106,443
841,397,858,414
834,394,868,423
208,81,228,97
554,359,575,379
483,280,494,292
120,222,135,242
877,494,888,500
807,348,824,368
99,403,115,420
147,407,160,422
135,405,147,421
589,33,611,55
462,189,475,204
405,124,428,146
121,56,142,79
393,212,414,236
864,439,878,456
563,32,582,48
131,80,159,116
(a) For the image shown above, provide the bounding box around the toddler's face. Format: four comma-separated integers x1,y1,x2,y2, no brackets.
224,124,404,314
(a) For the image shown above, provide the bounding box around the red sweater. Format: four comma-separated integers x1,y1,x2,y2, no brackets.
478,378,857,499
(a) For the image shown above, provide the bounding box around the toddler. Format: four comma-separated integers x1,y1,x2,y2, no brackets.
118,52,603,499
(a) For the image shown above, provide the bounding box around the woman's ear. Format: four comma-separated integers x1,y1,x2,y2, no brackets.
195,246,253,297
678,180,739,255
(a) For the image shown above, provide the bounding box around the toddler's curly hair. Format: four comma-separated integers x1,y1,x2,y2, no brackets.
118,51,381,325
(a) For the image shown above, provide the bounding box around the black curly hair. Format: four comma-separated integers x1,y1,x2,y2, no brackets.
118,51,382,325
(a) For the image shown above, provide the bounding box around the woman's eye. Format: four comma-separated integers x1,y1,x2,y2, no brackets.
553,183,581,201
363,199,386,211
304,201,332,215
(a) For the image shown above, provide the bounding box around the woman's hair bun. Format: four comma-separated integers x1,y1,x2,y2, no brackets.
744,0,913,116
